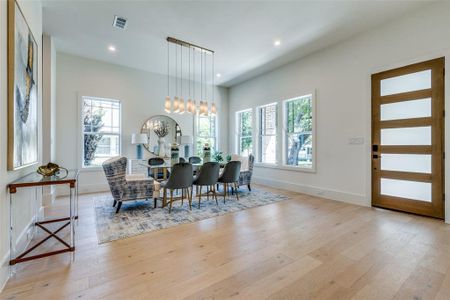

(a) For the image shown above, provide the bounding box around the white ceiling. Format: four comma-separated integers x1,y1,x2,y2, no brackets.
42,0,432,87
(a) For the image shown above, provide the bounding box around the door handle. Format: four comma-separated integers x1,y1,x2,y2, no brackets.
372,144,379,152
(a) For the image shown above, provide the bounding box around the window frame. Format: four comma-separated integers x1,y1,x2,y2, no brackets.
236,109,253,156
80,96,122,170
282,93,316,172
257,102,278,165
194,114,218,156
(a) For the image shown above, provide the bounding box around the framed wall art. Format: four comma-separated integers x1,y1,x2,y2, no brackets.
7,0,39,170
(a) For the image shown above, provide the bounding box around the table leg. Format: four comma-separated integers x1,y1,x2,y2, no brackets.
163,168,167,180
76,173,79,225
69,186,74,255
9,192,15,275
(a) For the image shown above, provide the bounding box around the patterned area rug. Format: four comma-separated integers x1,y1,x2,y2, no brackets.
94,188,289,244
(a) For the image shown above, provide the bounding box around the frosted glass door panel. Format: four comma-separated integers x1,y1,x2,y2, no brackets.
381,127,431,145
380,98,431,121
380,70,431,96
381,178,431,202
381,154,431,173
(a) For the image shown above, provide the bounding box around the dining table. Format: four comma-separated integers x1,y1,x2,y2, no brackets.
139,161,204,181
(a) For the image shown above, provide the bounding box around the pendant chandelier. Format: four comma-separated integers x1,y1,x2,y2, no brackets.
164,37,216,116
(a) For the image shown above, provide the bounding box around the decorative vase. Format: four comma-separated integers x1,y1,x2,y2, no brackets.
203,143,211,163
158,137,165,157
171,144,179,166
136,144,143,159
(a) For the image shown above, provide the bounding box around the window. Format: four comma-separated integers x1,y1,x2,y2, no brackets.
195,115,216,156
82,97,121,168
258,103,277,164
284,94,313,169
236,109,253,156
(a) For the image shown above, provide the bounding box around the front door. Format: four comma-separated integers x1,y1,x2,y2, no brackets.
371,57,445,219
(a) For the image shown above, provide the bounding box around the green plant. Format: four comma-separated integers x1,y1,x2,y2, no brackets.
213,151,224,163
226,154,232,162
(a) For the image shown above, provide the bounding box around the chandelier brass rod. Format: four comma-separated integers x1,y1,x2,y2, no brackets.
167,37,214,54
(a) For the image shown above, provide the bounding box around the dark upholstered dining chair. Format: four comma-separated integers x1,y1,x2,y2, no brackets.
193,162,220,207
189,156,202,175
148,157,168,180
188,156,202,164
218,161,241,203
161,163,193,213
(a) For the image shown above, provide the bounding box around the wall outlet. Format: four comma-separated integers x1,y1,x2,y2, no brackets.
348,137,364,145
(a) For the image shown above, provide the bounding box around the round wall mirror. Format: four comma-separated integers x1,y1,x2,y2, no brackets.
141,115,182,156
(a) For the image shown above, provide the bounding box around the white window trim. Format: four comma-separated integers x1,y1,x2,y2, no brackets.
235,108,253,155
281,93,316,172
256,102,278,165
194,114,218,155
253,91,317,173
79,96,122,171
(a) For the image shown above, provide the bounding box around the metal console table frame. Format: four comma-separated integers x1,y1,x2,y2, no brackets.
8,170,79,265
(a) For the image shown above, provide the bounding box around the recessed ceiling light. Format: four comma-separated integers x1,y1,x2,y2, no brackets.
108,45,116,52
216,73,221,78
274,40,281,47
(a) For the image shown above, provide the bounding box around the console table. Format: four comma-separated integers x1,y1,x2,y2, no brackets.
8,170,79,265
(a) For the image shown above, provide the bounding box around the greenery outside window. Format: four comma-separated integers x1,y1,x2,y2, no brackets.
82,97,121,168
195,115,217,156
258,103,277,164
284,94,313,169
236,109,253,156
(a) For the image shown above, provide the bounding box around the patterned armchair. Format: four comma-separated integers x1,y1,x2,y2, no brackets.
237,154,255,191
102,156,160,213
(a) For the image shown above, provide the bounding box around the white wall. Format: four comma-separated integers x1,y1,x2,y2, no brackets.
0,0,43,290
55,52,228,194
228,2,450,223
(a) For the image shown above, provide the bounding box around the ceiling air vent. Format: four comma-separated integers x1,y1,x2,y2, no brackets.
113,16,127,29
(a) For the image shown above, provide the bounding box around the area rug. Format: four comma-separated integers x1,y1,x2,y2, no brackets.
94,188,289,244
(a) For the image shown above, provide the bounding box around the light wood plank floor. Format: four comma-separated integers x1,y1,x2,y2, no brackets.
1,185,450,300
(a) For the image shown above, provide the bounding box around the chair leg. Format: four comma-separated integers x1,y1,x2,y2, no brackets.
248,184,251,191
115,201,122,213
181,189,184,205
189,187,193,210
163,187,167,207
223,183,227,203
113,200,117,207
154,198,157,208
198,186,202,209
235,182,239,201
169,189,174,213
213,185,218,205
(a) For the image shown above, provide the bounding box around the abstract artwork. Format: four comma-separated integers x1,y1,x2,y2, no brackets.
7,0,38,170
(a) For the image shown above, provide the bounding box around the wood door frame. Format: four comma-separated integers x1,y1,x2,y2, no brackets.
371,57,445,219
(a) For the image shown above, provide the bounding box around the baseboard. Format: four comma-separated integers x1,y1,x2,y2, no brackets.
56,183,109,196
253,176,369,207
0,251,10,293
79,183,109,194
15,218,35,253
